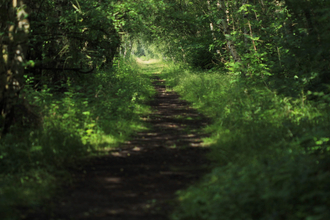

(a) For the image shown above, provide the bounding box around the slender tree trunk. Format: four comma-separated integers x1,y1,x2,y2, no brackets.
0,2,10,106
207,0,221,55
0,0,30,135
218,0,241,62
242,0,249,51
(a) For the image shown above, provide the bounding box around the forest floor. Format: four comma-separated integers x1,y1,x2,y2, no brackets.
26,60,210,220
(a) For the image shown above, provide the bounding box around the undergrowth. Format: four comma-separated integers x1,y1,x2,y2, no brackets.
162,62,330,220
0,58,155,219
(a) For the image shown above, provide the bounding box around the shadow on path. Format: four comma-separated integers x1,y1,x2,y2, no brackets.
27,72,210,220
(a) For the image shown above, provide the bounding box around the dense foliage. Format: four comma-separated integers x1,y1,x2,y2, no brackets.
149,0,330,94
0,0,154,134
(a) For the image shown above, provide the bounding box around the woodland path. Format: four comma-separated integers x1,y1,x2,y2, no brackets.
28,60,210,220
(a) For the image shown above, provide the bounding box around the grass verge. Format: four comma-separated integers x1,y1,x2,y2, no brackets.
0,58,155,219
162,62,330,220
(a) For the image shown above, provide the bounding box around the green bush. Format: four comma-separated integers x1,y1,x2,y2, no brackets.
162,62,330,220
173,154,330,220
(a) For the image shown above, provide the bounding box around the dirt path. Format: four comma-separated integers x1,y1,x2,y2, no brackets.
28,69,210,220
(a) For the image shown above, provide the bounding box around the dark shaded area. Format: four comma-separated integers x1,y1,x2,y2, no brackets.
24,74,210,220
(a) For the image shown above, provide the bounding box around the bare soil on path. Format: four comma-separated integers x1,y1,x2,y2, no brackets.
27,65,210,220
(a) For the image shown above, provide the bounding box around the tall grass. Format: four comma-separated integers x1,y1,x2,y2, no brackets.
0,58,155,219
162,63,330,220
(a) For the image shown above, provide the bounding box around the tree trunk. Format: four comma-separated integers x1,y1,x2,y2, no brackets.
0,0,30,135
218,0,241,62
207,0,221,56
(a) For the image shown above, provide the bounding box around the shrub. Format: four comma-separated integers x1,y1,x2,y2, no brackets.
162,62,330,220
